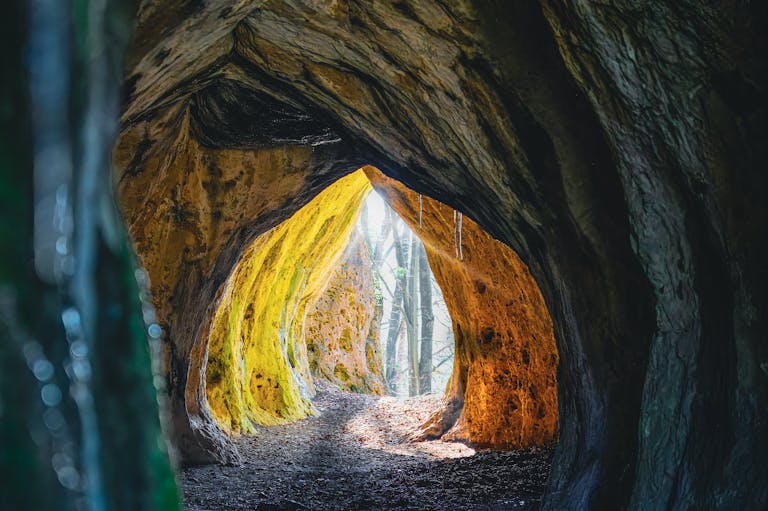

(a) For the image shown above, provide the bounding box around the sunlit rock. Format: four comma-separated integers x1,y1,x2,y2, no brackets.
114,104,347,459
304,231,385,395
204,170,374,434
365,167,558,449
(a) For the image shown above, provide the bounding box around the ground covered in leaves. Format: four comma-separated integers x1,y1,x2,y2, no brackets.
182,386,553,510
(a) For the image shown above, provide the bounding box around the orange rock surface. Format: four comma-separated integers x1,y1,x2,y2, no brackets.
115,105,317,339
113,104,365,455
304,231,385,394
365,167,559,448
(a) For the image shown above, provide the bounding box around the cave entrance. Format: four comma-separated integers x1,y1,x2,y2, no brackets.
184,164,561,509
201,165,559,450
203,168,455,435
359,186,455,398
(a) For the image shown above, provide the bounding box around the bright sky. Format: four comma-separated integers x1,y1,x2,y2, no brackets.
359,188,455,396
363,188,388,240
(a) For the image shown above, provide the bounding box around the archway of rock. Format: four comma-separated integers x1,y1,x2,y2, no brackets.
111,2,768,510
1,1,764,511
114,9,652,508
114,1,641,498
159,163,558,508
197,165,558,449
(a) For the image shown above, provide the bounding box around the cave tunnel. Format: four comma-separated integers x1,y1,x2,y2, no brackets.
120,140,558,509
126,151,562,508
1,1,767,511
192,165,559,447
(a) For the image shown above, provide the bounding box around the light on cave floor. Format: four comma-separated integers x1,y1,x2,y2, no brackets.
342,394,475,460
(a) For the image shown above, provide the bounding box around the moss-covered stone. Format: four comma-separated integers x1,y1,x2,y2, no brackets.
205,170,373,433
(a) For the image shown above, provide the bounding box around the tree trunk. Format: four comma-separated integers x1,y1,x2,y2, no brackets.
369,202,391,344
371,211,391,266
0,1,179,509
384,209,405,393
405,230,420,396
417,242,434,394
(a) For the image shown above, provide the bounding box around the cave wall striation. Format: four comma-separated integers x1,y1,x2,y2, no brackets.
204,170,382,434
116,0,767,508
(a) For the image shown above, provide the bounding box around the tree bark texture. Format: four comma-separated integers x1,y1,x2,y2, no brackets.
384,210,406,393
1,1,179,509
406,231,420,397
417,242,434,394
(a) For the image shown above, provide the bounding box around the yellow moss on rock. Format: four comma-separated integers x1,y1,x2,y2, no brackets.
205,171,372,434
303,231,386,394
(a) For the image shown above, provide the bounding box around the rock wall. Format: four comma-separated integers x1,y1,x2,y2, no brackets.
304,231,385,395
365,168,558,449
115,100,362,462
116,0,767,508
204,170,376,434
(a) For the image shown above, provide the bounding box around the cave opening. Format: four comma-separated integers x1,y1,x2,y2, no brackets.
359,186,455,399
202,167,457,434
3,2,765,511
179,166,560,510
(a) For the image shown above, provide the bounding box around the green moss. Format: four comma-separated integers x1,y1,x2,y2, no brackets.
333,363,351,382
339,327,354,351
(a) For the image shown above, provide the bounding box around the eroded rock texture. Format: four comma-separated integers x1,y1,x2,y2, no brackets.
204,170,380,434
366,167,558,449
114,108,355,461
117,0,767,508
304,231,385,395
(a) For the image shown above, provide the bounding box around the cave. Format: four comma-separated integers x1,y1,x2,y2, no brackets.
1,1,766,511
166,163,560,508
182,163,559,443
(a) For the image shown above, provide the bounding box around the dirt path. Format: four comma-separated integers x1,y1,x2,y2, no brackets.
182,386,553,510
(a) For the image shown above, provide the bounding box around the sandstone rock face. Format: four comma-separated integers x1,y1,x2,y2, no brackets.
204,170,377,434
304,231,385,395
114,104,356,461
365,167,558,449
117,1,767,508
